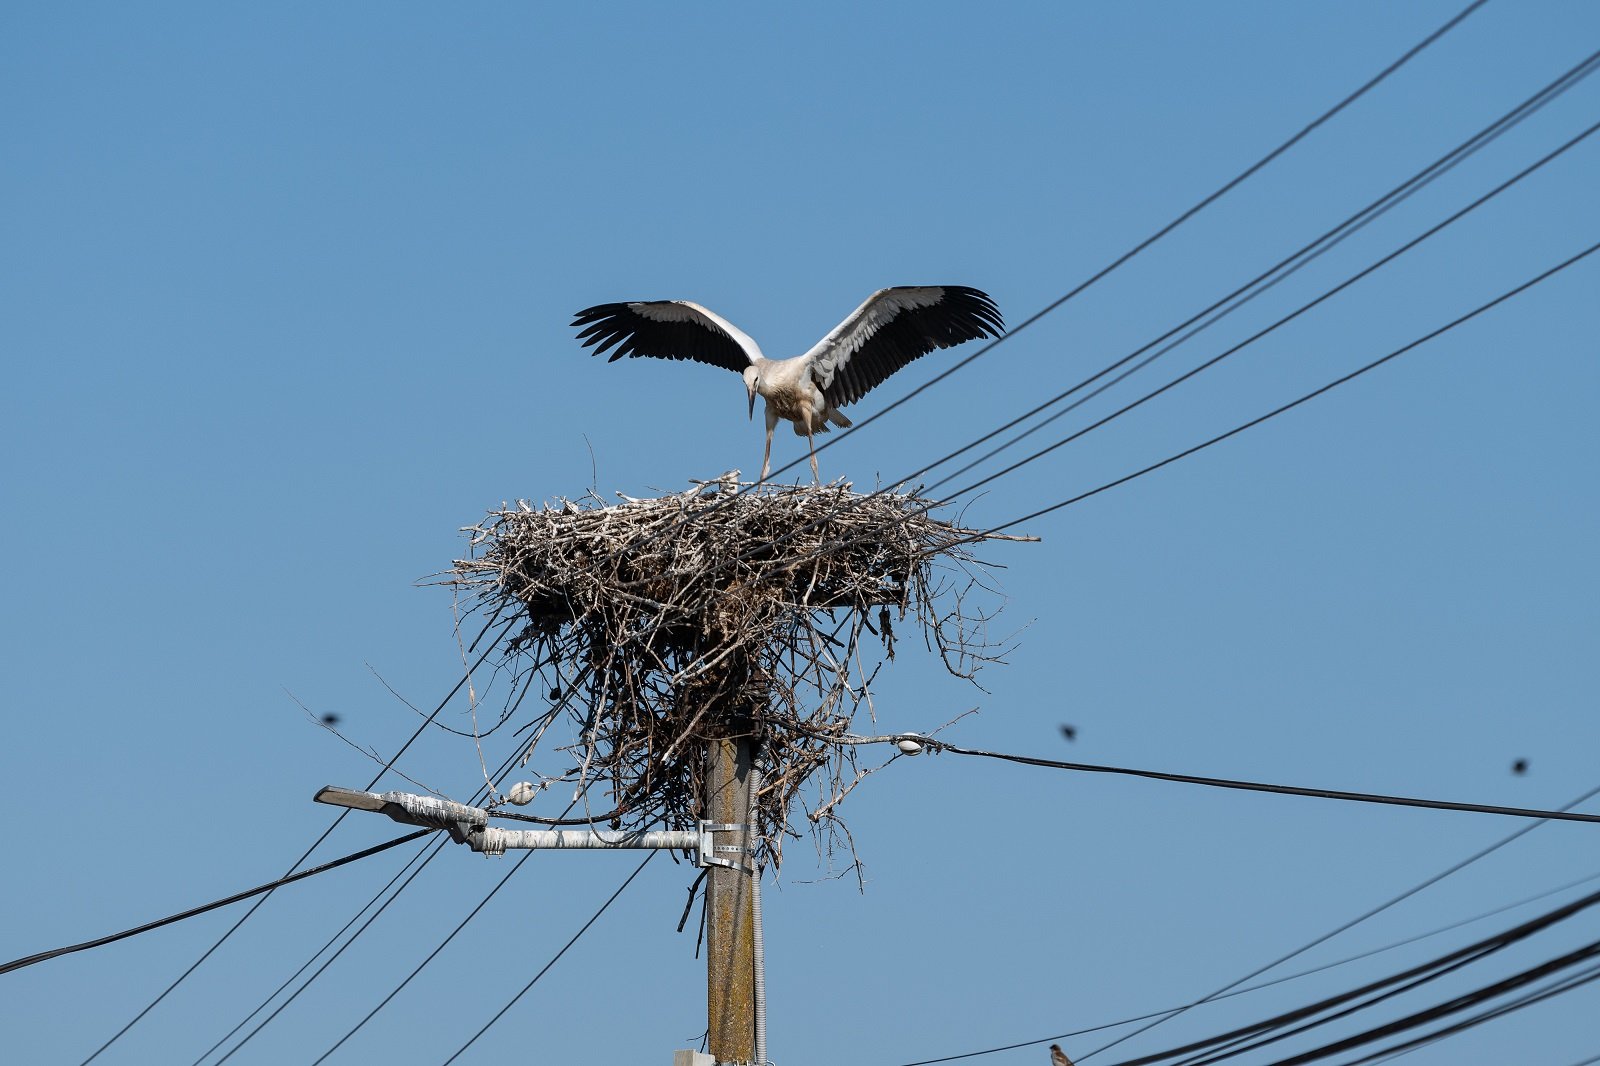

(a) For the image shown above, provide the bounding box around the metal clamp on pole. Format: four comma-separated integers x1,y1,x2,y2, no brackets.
698,820,753,873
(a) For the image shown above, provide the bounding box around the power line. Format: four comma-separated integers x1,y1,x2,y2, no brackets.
1088,887,1600,1066
309,849,538,1062
439,852,657,1065
919,47,1600,494
1073,777,1600,1062
939,114,1600,515
303,787,591,1065
0,829,429,978
931,740,1600,824
1218,942,1600,1066
79,620,511,1064
200,687,563,1064
768,0,1491,483
884,863,1600,1065
979,235,1600,539
1347,959,1600,1065
196,832,440,1065
209,834,454,1064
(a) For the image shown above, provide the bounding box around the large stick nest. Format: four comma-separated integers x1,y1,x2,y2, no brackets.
450,477,1021,871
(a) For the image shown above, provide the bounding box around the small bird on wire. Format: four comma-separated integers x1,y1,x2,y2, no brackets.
572,287,1004,482
1050,1044,1076,1066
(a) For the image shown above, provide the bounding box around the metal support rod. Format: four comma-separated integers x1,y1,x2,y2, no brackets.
314,785,707,858
472,827,699,856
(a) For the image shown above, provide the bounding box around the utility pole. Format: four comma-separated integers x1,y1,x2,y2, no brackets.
704,733,755,1064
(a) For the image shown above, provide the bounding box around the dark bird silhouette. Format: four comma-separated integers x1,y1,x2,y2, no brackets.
1060,724,1077,742
1512,758,1529,775
1050,1045,1075,1066
320,713,340,726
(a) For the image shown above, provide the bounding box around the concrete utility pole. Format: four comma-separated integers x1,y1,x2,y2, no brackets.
704,734,756,1064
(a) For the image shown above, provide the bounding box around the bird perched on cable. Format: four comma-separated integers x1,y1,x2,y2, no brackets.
1050,1045,1075,1066
572,287,1004,482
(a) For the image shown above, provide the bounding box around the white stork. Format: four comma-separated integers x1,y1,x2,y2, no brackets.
572,286,1004,481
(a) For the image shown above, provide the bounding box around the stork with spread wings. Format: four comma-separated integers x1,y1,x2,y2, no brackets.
573,286,1004,481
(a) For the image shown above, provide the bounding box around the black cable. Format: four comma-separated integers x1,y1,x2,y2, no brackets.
439,852,657,1065
304,788,588,1065
310,854,536,1062
1341,959,1600,1065
939,115,1600,516
201,684,560,1064
79,619,511,1064
882,865,1600,1066
765,0,1490,482
196,832,441,1065
978,235,1600,540
210,834,455,1064
915,46,1600,495
1084,888,1600,1066
0,830,429,978
932,740,1600,824
1233,940,1600,1066
1072,780,1600,1063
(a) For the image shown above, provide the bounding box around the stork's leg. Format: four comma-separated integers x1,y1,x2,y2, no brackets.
760,412,776,482
806,426,820,484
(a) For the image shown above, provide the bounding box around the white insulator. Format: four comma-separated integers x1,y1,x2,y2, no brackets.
507,781,537,806
895,737,924,755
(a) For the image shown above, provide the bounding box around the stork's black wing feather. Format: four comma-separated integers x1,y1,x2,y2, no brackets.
808,286,1004,408
571,301,759,374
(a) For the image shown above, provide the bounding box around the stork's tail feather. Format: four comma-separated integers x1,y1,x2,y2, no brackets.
827,409,852,428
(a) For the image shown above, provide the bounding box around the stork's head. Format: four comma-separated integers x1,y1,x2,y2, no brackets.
741,365,760,419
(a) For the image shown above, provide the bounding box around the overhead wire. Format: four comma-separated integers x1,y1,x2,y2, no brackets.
882,772,1600,1066
438,852,658,1065
0,830,430,978
974,234,1600,541
934,114,1600,517
1223,942,1600,1066
881,864,1600,1066
199,672,574,1064
196,832,440,1065
919,47,1600,494
1073,780,1600,1063
305,786,593,1065
79,616,514,1064
1081,887,1600,1066
1350,959,1600,1064
928,741,1600,824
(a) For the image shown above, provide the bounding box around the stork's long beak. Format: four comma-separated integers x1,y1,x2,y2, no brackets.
746,380,757,420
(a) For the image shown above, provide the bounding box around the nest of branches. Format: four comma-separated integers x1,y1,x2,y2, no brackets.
449,476,1022,871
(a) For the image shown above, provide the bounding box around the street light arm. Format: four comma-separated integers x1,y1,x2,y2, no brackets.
314,786,487,842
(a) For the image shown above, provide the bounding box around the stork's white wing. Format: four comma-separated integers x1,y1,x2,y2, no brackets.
572,300,764,372
803,286,1004,407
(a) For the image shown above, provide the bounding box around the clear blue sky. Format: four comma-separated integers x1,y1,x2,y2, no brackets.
4,3,1599,1064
